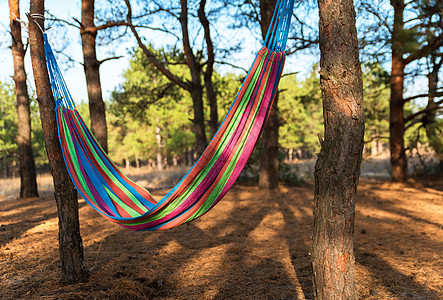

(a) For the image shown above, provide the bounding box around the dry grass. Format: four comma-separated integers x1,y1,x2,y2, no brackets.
0,173,54,199
0,169,442,299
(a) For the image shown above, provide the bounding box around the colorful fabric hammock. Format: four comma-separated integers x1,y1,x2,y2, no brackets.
44,0,294,231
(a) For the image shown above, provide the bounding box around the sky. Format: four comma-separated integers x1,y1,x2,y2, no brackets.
0,0,315,105
0,0,430,106
0,0,128,102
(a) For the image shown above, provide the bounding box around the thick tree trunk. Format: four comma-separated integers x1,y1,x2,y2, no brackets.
9,0,39,199
390,0,407,182
81,0,108,153
259,93,279,189
258,0,280,189
28,0,86,283
312,0,364,299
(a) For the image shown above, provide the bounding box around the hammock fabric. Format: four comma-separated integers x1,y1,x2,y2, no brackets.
44,0,294,231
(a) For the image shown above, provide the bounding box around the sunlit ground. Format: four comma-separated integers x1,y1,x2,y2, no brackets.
0,166,442,299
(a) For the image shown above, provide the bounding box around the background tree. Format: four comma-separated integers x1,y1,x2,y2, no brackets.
226,0,319,189
109,47,230,168
258,0,279,190
28,0,86,283
312,0,364,298
47,0,133,153
362,63,390,155
0,82,47,177
423,55,443,173
0,83,18,178
124,0,225,155
279,66,323,160
360,0,443,181
79,0,110,153
9,0,39,198
410,1,443,174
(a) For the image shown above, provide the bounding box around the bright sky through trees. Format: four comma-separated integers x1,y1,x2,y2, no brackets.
0,0,431,104
0,0,313,104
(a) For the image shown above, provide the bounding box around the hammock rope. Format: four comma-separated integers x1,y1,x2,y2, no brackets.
44,0,294,231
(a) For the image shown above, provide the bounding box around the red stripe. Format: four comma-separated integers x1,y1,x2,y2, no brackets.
68,109,150,215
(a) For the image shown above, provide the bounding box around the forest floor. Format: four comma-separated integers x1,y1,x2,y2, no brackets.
0,167,442,300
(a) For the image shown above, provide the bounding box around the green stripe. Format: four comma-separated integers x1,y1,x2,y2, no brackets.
61,113,98,208
125,52,271,226
71,111,150,214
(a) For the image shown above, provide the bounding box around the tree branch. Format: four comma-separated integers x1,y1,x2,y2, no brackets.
46,12,81,29
404,98,443,123
281,71,299,78
214,60,248,73
179,0,200,85
361,2,393,34
98,56,123,65
403,34,443,65
95,20,128,32
124,0,189,90
403,89,443,103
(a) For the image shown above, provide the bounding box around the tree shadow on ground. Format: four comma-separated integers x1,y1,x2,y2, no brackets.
2,180,442,299
354,182,443,298
277,187,315,300
362,189,442,229
22,186,310,299
355,247,440,298
0,195,86,247
81,197,284,299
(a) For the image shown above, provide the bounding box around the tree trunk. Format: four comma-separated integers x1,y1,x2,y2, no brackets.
424,57,443,174
156,125,163,171
28,0,86,283
190,87,208,156
312,0,364,299
125,0,208,154
258,0,280,189
371,135,378,156
259,93,279,189
9,0,39,199
198,0,218,139
81,0,108,153
1,101,7,178
205,72,218,139
390,0,407,182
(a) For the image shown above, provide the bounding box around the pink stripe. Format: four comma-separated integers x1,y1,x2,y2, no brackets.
124,51,284,230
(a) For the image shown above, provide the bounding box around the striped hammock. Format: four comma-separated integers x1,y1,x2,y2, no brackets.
44,0,294,231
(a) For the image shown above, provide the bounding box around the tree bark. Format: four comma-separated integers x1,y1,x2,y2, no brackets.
81,0,108,153
179,0,208,155
312,0,364,299
156,125,163,171
259,93,279,189
424,56,443,173
189,87,207,155
9,0,39,199
28,0,86,283
258,0,280,190
390,0,407,182
198,0,218,139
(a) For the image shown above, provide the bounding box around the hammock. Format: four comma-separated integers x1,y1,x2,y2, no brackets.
44,0,294,231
